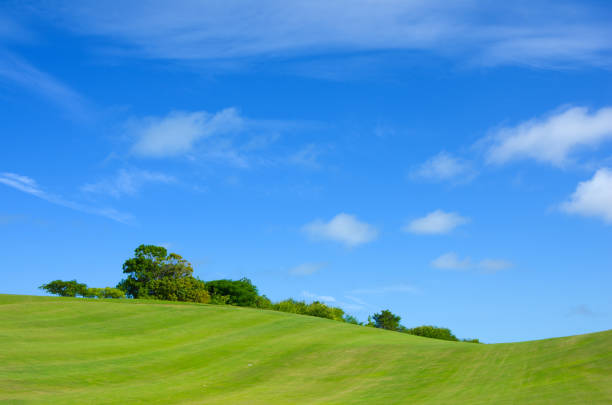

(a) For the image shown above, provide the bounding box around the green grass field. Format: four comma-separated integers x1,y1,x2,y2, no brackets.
1,294,610,404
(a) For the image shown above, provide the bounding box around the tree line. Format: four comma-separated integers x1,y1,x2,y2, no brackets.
40,244,479,343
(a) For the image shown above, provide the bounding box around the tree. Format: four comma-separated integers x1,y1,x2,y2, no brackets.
205,278,259,307
40,280,88,297
117,244,209,303
372,309,401,331
343,314,362,325
145,277,208,303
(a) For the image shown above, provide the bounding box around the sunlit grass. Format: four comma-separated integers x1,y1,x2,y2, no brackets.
1,294,610,404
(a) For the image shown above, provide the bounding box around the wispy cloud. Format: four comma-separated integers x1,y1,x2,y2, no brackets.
302,291,336,303
0,172,131,223
0,51,90,120
431,252,472,270
125,108,315,168
485,106,612,167
39,1,612,68
82,169,175,198
303,213,378,247
560,168,612,224
411,151,477,183
404,210,469,235
431,252,513,273
289,262,326,276
129,109,244,158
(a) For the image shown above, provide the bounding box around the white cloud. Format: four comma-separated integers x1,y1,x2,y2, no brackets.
431,252,513,273
303,213,378,247
126,108,312,168
0,172,131,223
412,152,476,182
486,106,612,166
289,262,326,276
82,169,175,198
40,1,612,68
302,291,336,303
130,108,244,158
560,168,612,223
0,51,89,119
404,210,469,235
350,284,418,295
0,172,43,196
431,252,471,270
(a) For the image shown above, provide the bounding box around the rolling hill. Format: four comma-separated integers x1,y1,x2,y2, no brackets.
1,294,610,404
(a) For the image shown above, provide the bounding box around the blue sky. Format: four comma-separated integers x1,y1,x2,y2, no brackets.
1,0,612,342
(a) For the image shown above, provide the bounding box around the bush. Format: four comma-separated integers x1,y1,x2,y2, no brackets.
272,299,344,321
402,325,459,342
85,287,125,299
254,294,272,309
272,299,306,314
40,280,88,297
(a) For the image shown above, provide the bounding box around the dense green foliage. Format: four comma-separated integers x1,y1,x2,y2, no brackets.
401,325,459,342
117,244,209,303
40,280,123,299
204,278,259,307
272,299,345,321
39,280,88,297
40,244,476,341
371,309,469,342
343,314,361,324
84,287,125,299
373,309,401,330
2,295,611,404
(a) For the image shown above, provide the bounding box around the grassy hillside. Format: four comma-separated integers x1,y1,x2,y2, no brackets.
1,295,610,404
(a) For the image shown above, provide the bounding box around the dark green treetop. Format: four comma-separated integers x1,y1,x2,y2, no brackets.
372,309,401,331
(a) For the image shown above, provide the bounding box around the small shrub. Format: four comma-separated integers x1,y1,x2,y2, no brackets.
402,325,459,342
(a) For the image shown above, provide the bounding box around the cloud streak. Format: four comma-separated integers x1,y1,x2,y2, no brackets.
36,1,612,68
431,252,513,273
289,262,326,276
0,51,90,120
302,291,336,303
82,169,176,198
0,172,131,223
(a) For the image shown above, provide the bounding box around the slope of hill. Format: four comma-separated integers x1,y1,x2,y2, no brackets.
1,294,610,404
